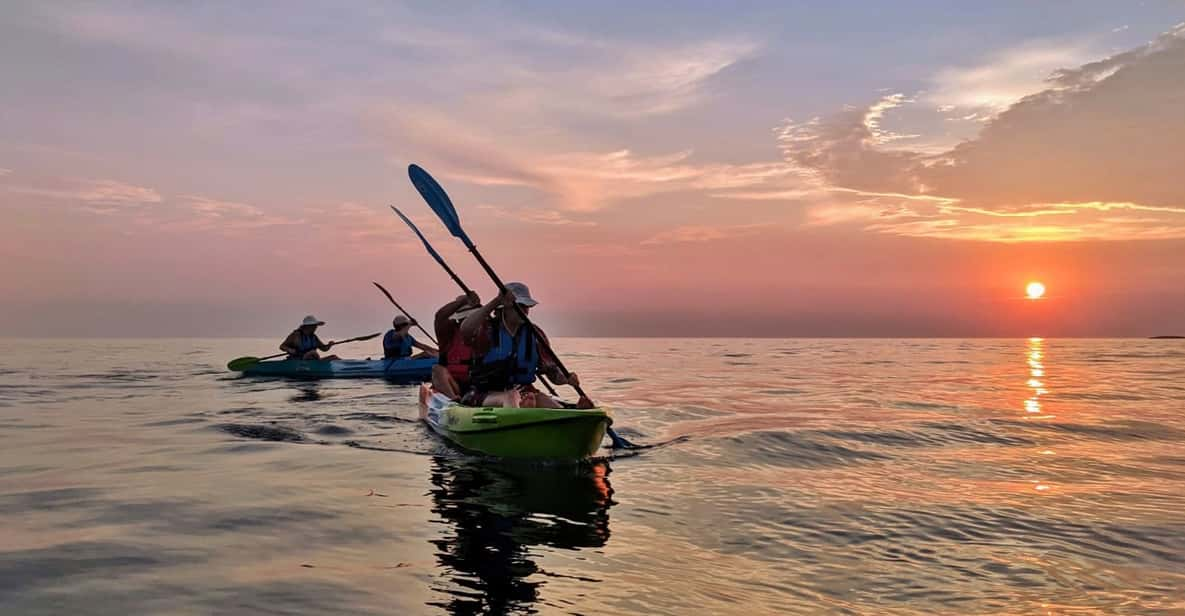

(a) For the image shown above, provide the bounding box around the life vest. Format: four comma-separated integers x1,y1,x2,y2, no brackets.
473,322,538,389
383,331,414,359
290,330,319,358
442,334,474,383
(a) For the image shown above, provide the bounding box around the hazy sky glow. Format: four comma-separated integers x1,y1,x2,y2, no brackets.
3,1,1184,337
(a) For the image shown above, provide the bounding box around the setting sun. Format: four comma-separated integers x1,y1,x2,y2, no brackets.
1026,281,1047,300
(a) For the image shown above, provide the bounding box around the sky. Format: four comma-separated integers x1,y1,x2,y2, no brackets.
2,1,1184,337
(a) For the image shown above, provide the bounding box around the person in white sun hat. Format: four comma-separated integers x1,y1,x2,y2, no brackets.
459,282,582,408
279,315,340,361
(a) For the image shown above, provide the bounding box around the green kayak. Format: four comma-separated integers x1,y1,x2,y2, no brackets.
418,384,610,460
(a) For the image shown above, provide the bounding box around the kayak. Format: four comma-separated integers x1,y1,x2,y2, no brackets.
236,357,435,381
418,384,610,460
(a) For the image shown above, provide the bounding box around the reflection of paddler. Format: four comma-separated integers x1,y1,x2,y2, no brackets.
426,457,613,614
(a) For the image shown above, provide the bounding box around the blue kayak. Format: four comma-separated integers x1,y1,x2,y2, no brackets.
238,357,435,382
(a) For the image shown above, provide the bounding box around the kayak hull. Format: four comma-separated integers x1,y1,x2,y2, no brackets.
238,357,435,382
418,385,609,460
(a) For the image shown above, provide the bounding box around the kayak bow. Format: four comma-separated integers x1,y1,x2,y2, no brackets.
418,384,610,460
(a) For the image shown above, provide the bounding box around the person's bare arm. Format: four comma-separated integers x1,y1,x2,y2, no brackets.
461,292,508,343
413,339,439,356
533,326,573,385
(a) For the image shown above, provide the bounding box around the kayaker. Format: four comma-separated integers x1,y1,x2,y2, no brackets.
280,316,340,361
459,282,581,408
383,315,438,360
431,292,482,400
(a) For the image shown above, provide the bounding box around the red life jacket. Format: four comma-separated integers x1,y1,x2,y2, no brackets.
443,334,474,383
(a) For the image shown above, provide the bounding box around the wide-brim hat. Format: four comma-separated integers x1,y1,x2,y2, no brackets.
300,315,325,327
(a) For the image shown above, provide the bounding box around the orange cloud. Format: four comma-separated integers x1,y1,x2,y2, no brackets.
775,25,1185,242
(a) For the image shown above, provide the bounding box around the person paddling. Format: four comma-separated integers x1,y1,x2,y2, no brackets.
459,282,580,408
280,316,340,361
431,292,481,399
383,315,438,360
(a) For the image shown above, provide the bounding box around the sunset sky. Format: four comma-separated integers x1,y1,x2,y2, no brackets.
3,2,1184,337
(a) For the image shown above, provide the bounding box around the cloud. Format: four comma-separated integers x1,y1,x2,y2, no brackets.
775,25,1185,242
376,15,757,119
3,178,162,212
170,195,300,232
927,41,1098,113
598,40,758,116
477,204,596,226
775,96,923,196
382,107,806,212
641,223,770,245
0,168,11,177
79,180,163,205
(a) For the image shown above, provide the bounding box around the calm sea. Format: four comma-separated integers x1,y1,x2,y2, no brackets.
1,338,1182,615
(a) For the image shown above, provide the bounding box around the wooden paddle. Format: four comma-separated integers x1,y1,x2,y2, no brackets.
226,332,381,371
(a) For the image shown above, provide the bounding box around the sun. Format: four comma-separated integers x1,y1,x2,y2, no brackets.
1026,281,1046,300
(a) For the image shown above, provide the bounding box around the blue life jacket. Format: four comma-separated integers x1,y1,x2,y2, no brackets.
480,322,538,386
290,330,319,358
383,331,415,359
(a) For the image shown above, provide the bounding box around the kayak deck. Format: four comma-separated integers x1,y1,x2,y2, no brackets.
237,357,435,382
418,384,610,460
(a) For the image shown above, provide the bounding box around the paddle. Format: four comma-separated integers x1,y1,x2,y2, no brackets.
391,207,476,297
226,332,382,371
406,164,637,449
372,281,438,345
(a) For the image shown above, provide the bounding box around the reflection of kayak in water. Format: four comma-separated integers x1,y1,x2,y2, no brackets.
238,357,435,381
418,384,610,460
428,456,613,613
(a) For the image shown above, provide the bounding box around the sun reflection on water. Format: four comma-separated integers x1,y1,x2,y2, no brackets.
1024,337,1050,417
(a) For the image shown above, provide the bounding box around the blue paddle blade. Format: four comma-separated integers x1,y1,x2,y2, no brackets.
408,164,473,249
606,427,638,449
391,206,448,265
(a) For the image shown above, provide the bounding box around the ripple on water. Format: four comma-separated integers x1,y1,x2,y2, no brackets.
215,423,306,443
711,430,893,468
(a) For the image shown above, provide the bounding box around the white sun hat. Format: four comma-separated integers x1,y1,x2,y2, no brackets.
300,315,325,327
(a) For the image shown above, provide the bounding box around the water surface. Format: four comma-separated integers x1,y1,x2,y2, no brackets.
1,338,1183,614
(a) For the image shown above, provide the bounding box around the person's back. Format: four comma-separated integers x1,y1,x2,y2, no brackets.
431,293,481,399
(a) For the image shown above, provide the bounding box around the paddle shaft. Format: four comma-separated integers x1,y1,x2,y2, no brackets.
391,207,476,297
372,282,438,345
240,332,380,364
